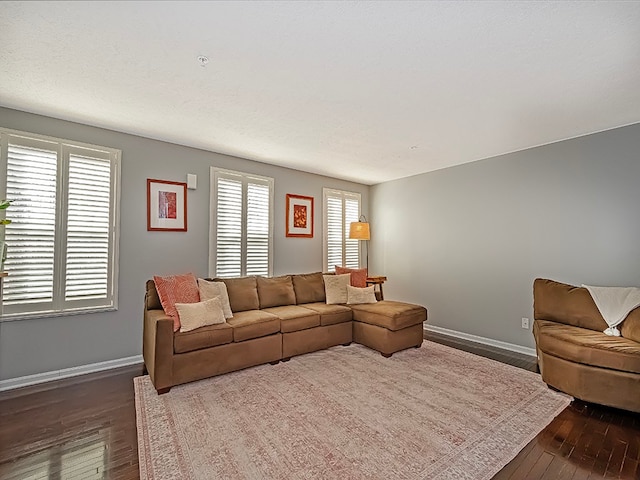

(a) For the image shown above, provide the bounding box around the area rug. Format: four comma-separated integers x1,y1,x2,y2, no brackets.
135,342,570,480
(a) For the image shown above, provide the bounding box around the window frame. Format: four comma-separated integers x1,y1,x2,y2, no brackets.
208,167,274,278
0,128,121,321
322,187,362,273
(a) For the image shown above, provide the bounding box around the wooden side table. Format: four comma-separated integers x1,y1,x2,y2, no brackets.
366,276,387,300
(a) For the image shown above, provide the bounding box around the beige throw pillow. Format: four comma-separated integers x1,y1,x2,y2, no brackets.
323,274,351,304
176,297,226,332
347,285,378,305
198,278,233,319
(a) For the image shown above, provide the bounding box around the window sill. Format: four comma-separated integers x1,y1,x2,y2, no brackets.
0,306,118,323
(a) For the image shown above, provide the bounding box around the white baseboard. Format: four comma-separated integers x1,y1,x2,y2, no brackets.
0,354,143,392
424,325,537,357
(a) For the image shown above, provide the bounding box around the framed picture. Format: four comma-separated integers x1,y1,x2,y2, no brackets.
147,179,187,231
286,194,314,238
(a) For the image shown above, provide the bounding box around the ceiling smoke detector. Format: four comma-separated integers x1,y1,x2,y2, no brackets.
197,55,209,67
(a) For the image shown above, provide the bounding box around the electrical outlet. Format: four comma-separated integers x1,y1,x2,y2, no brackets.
521,317,530,329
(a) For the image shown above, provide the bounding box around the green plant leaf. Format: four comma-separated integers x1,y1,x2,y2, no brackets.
0,199,12,210
0,219,10,225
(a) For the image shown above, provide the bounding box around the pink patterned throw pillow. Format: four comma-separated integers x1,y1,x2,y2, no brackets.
153,273,200,332
335,266,368,288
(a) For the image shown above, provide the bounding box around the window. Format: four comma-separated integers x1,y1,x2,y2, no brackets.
0,129,120,319
209,168,273,278
323,188,361,272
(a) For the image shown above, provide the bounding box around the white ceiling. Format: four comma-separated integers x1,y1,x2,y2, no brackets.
1,1,639,185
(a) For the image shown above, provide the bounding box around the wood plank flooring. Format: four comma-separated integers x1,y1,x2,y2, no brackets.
0,334,638,479
0,365,144,479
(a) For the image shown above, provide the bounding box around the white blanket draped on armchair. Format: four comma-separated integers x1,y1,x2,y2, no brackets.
582,285,640,336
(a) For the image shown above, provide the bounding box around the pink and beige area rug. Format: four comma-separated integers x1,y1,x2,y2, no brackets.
135,342,570,480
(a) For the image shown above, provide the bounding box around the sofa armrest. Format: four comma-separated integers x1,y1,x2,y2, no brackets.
143,308,174,392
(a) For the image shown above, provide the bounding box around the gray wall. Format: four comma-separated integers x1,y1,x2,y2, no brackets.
0,107,369,380
370,123,640,349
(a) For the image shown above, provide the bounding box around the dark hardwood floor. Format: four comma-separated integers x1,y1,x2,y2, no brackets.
0,365,144,479
0,334,638,479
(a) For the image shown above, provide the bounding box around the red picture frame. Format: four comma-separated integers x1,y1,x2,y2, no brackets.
286,194,314,238
147,179,188,231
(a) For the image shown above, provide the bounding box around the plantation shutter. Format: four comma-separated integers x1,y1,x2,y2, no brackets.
64,152,113,301
344,196,360,268
246,181,270,276
3,141,58,307
325,195,343,271
215,177,243,277
211,168,273,278
0,129,120,318
323,189,361,272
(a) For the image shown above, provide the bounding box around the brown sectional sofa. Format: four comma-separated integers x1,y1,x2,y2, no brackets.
143,272,427,394
533,278,640,413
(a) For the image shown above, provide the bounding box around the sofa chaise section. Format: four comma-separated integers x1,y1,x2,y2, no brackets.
351,301,426,357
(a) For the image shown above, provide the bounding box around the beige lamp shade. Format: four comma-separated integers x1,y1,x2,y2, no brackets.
349,221,370,240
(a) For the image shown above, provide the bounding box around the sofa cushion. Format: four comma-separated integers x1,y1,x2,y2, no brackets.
198,278,233,319
350,301,427,331
227,310,280,342
323,274,351,304
154,273,200,332
292,272,326,304
262,305,320,333
302,302,353,326
257,275,296,308
217,276,259,313
174,322,233,354
621,308,640,343
335,266,368,288
534,319,640,374
534,278,608,332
